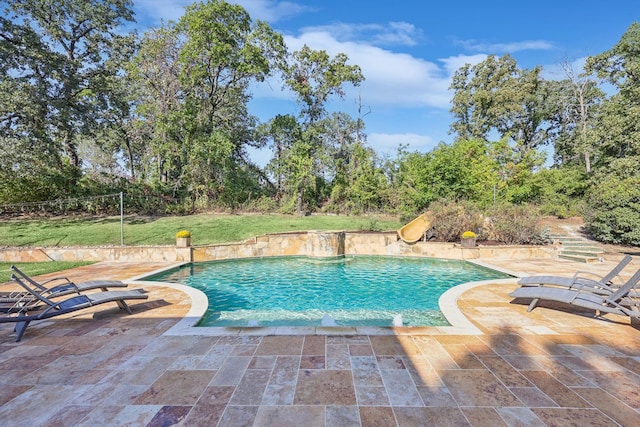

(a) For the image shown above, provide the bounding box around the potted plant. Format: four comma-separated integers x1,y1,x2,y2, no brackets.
461,230,477,248
176,230,191,247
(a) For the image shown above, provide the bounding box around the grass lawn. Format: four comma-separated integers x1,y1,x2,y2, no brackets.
0,213,402,247
0,262,95,284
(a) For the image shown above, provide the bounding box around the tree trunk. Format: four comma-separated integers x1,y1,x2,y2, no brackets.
584,151,591,174
64,132,80,168
297,188,304,216
123,136,136,181
159,157,167,183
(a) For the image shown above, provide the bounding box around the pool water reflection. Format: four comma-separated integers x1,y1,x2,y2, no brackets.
145,256,511,327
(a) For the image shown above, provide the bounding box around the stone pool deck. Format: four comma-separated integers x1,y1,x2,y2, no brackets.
1,257,639,426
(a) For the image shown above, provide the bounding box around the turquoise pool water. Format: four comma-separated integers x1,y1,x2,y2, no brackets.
145,256,510,327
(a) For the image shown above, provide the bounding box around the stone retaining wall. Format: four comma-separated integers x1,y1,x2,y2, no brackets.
0,231,556,263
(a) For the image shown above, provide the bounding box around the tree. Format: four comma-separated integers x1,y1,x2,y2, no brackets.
0,0,136,173
426,139,501,206
281,45,364,215
449,54,555,163
576,23,640,245
525,166,588,217
319,112,388,213
393,139,502,214
129,0,287,206
340,141,389,212
585,22,640,164
391,147,436,215
258,114,301,197
584,156,640,245
90,39,152,182
176,0,285,205
177,0,286,144
129,24,187,185
547,61,604,173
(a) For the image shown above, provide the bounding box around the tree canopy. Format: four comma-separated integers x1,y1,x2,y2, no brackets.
0,0,136,169
449,54,555,160
0,2,638,244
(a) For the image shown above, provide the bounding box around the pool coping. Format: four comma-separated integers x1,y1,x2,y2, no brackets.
128,259,523,337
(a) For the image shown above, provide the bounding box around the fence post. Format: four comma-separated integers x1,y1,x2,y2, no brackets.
120,192,124,245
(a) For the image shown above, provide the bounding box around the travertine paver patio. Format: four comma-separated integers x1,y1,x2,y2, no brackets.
0,257,639,426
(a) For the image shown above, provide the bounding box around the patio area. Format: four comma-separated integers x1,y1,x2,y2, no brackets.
1,257,639,426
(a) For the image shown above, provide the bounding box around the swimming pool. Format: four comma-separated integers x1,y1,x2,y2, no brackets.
146,256,511,327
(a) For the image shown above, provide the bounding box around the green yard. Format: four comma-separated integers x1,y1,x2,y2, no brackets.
0,262,95,284
0,213,401,247
0,213,400,283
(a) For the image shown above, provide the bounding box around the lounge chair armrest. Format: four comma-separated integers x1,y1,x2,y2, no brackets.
568,286,588,302
39,276,73,285
569,278,594,293
46,282,81,295
601,296,632,312
572,280,616,294
36,303,62,318
568,281,611,302
570,270,607,282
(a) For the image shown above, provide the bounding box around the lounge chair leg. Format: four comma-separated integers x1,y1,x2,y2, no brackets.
527,298,539,312
116,300,132,314
15,320,30,342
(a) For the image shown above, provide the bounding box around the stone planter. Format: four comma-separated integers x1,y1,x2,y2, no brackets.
176,237,191,247
461,237,476,248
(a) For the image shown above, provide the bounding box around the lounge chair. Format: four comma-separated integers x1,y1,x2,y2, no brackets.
517,254,631,288
1,265,128,306
516,255,639,297
0,273,148,342
510,268,640,317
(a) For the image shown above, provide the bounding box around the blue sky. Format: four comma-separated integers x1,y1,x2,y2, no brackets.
131,0,638,165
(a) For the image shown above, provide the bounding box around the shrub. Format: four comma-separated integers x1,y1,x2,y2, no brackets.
532,167,587,218
164,201,195,215
461,231,477,239
358,218,383,232
176,230,191,238
241,195,279,213
488,204,548,244
429,201,484,242
584,173,640,245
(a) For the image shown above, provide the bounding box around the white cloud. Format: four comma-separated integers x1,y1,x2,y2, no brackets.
252,74,294,101
131,4,469,112
132,0,190,25
233,0,313,23
381,22,422,46
252,31,492,112
283,31,455,109
439,54,488,75
458,39,555,53
300,21,422,46
540,56,587,80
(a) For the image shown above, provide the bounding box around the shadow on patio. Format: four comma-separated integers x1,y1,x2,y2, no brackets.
0,262,639,426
